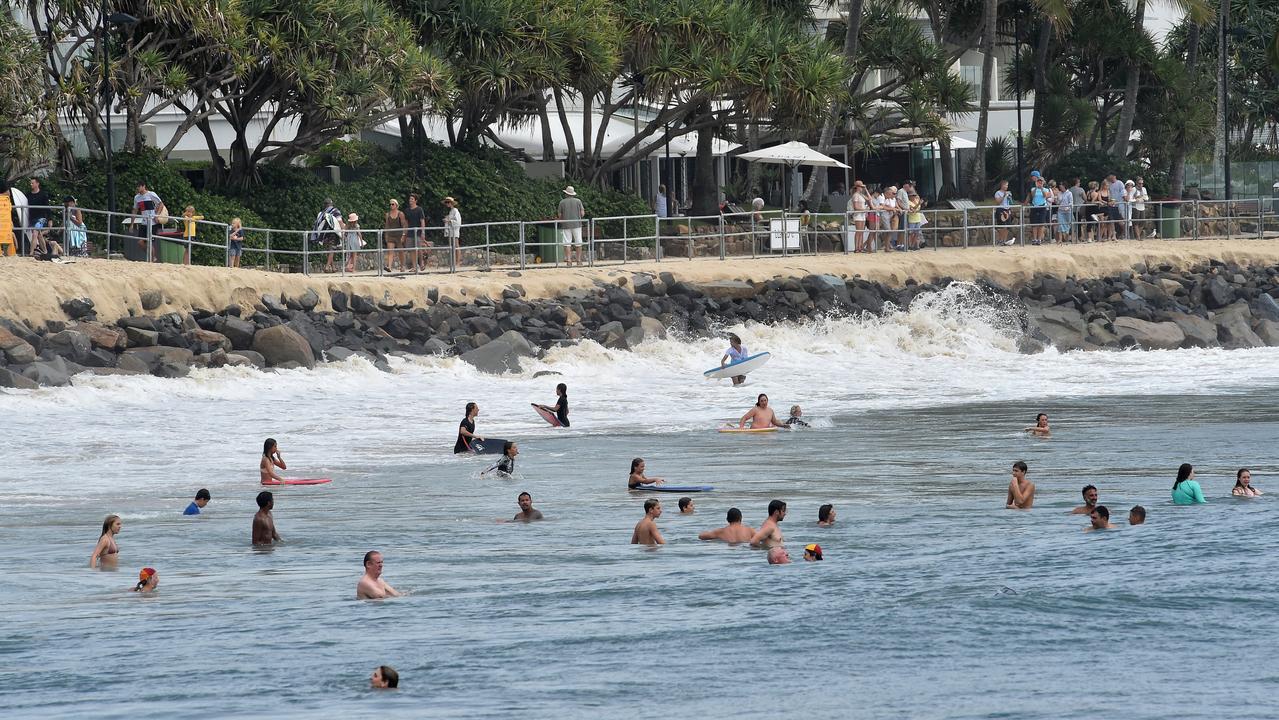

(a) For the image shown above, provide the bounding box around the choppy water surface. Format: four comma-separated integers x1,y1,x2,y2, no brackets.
3,285,1279,719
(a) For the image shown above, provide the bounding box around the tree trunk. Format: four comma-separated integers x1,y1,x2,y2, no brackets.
938,135,957,199
1029,18,1053,141
1213,0,1229,195
537,97,556,161
801,0,865,205
969,0,997,198
1111,0,1147,157
691,123,718,216
1168,23,1202,201
747,123,762,198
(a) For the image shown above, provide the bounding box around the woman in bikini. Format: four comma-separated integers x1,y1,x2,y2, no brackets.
90,514,121,568
628,458,665,488
260,438,287,484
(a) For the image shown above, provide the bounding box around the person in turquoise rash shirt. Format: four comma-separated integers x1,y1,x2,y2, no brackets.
1172,463,1206,505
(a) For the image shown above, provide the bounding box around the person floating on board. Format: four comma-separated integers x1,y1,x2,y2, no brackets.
738,393,786,430
628,458,665,488
183,488,211,515
785,405,809,428
260,438,287,484
488,442,518,476
533,383,570,427
455,402,484,453
720,333,749,386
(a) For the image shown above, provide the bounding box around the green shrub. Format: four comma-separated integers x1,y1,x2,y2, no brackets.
1047,149,1168,198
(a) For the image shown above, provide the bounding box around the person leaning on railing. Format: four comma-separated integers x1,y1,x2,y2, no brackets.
181,206,203,266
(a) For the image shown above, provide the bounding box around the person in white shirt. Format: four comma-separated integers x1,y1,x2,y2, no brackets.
443,196,462,267
880,186,898,252
1130,177,1152,238
993,180,1015,246
847,180,870,252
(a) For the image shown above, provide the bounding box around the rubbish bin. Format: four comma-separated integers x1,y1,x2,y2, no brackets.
536,226,563,263
1159,203,1181,239
156,232,186,263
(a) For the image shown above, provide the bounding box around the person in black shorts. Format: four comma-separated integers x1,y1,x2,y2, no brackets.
454,402,484,453
403,193,427,272
533,383,570,427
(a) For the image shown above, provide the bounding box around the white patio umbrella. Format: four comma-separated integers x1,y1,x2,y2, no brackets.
735,141,851,210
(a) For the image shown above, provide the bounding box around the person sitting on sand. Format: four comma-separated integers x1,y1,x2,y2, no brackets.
1086,506,1115,531
1172,463,1206,505
1006,461,1036,510
260,438,287,484
785,405,810,428
184,488,211,516
133,567,159,593
628,458,664,488
1068,485,1098,515
533,383,570,427
1025,413,1050,436
1128,506,1146,525
803,544,823,561
767,547,791,564
738,394,786,429
750,500,787,548
1233,468,1263,497
491,442,518,476
370,666,399,689
357,551,402,600
721,333,749,386
512,492,544,522
252,491,281,546
90,514,122,568
455,402,484,453
698,508,755,543
817,504,836,526
631,499,665,545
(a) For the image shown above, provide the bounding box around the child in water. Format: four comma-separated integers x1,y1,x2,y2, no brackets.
785,405,809,428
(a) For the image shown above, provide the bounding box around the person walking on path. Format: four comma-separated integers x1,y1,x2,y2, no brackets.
343,213,363,273
403,193,428,272
313,199,344,273
383,199,407,273
558,186,587,266
443,196,462,268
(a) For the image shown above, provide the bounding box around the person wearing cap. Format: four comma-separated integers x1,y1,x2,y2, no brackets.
370,665,399,689
343,212,363,273
184,488,211,515
1024,174,1049,245
802,544,823,561
631,498,665,545
133,567,159,592
357,551,402,600
557,186,587,266
766,546,791,565
383,198,407,273
442,196,462,267
698,507,755,543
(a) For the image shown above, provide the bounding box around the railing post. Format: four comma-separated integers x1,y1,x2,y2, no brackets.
519,222,526,270
1192,200,1199,241
485,223,492,268
655,218,663,262
1259,197,1265,240
963,208,970,248
588,218,596,268
265,230,272,271
146,220,154,263
303,232,310,275
622,216,628,264
718,214,726,260
782,211,789,257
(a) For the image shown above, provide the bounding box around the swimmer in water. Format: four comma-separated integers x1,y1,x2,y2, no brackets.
1068,484,1098,515
260,438,287,484
533,383,570,427
1233,468,1263,497
183,488,210,515
738,394,786,429
370,666,399,689
817,504,836,526
512,492,544,522
90,514,122,568
750,500,787,548
491,441,518,476
720,333,748,386
1025,413,1050,436
1005,461,1035,510
455,402,483,453
785,405,810,428
1086,505,1115,531
356,551,402,599
1128,505,1146,525
767,546,791,564
698,507,756,543
252,491,281,546
678,497,695,514
802,543,823,561
132,567,158,592
631,498,665,545
628,458,665,488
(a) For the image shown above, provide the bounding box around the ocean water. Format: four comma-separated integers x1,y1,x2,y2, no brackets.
3,283,1279,719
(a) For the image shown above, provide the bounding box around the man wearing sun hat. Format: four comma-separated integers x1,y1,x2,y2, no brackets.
557,185,587,266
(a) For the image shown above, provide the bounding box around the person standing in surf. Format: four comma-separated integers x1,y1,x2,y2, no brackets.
533,383,569,427
720,334,749,386
631,498,665,545
90,514,122,568
750,500,787,548
628,458,665,488
1172,463,1206,505
260,438,287,484
356,551,402,600
455,402,484,453
738,394,785,429
252,491,281,546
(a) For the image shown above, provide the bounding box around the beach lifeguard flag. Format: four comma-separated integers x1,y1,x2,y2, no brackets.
0,193,13,256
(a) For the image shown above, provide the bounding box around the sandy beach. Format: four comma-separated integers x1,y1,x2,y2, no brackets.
3,239,1278,324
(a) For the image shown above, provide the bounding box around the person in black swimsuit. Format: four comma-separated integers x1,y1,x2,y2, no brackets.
785,405,810,428
493,442,518,475
534,383,570,427
454,402,483,453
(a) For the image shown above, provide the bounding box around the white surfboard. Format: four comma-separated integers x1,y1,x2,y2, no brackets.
703,352,771,380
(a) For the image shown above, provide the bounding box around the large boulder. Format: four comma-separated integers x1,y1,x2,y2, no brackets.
1215,305,1264,349
1167,313,1219,348
299,288,321,311
639,316,667,340
1253,293,1279,322
75,322,127,351
1111,317,1186,350
1255,319,1279,346
0,367,39,389
0,326,38,365
693,280,754,301
251,325,316,369
121,346,194,372
21,358,74,386
460,330,535,374
1203,276,1235,309
801,274,852,305
44,329,92,364
228,350,266,368
60,297,95,319
1026,306,1086,350
218,316,257,350
124,326,159,347
185,329,233,353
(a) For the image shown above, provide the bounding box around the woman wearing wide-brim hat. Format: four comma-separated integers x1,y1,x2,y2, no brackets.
442,196,462,268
